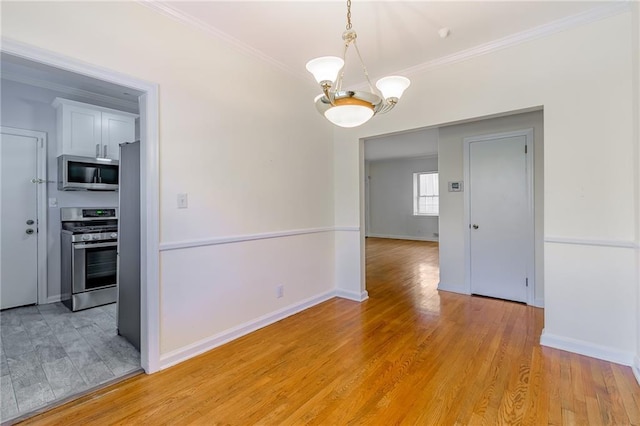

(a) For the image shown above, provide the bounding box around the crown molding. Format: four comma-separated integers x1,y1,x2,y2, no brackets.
1,71,139,111
137,0,630,88
136,0,308,83
395,1,631,79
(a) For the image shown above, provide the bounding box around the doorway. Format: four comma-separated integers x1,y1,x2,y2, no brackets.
0,127,48,309
1,40,160,374
464,129,535,304
0,40,160,422
363,129,441,303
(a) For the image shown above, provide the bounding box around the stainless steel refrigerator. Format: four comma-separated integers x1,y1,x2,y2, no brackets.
117,141,140,350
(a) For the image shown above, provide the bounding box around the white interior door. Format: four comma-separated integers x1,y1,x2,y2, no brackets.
1,129,41,309
467,130,533,303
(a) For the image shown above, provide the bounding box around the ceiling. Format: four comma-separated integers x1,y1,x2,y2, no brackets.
156,1,616,87
1,53,142,112
1,1,622,160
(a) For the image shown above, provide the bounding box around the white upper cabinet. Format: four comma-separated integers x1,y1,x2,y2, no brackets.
53,98,138,160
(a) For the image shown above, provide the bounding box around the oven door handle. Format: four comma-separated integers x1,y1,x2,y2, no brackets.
73,242,118,249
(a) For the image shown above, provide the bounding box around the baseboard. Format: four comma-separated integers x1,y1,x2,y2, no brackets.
533,298,544,308
158,290,337,370
540,329,634,366
335,289,369,302
367,233,439,242
634,356,640,386
437,282,469,295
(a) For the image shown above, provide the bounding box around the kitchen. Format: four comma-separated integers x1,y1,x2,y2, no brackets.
0,54,143,422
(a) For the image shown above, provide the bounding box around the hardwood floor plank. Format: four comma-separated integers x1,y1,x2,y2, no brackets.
17,238,639,425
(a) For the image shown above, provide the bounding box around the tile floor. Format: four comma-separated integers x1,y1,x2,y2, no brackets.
0,302,140,423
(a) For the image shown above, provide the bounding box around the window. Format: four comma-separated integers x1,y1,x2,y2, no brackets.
413,172,439,216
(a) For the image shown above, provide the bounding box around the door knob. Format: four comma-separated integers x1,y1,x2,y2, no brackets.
26,220,34,225
26,228,34,235
472,224,479,229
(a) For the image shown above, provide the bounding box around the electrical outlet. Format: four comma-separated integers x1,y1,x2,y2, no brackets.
177,193,188,209
276,285,284,299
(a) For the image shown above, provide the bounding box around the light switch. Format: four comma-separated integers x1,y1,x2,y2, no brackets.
177,193,188,209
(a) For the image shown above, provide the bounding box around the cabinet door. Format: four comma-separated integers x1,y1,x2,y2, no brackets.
101,112,135,160
62,105,102,157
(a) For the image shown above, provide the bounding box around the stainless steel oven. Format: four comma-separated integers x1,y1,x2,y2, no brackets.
61,207,118,311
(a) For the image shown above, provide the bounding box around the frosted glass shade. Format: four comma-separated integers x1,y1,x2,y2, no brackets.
306,56,344,84
376,76,411,100
324,105,374,128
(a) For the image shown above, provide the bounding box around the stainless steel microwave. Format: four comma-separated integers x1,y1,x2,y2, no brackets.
58,155,119,191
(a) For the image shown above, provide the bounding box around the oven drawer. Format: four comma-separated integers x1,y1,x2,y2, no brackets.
69,286,117,311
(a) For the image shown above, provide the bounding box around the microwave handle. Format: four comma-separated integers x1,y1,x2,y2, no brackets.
96,144,100,157
104,145,107,158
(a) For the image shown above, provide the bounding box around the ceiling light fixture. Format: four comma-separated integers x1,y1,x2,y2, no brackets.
305,0,410,128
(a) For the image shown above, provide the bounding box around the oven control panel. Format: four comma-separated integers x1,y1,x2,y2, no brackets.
83,208,116,218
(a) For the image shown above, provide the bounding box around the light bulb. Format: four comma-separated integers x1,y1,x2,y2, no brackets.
376,76,410,100
305,56,344,84
324,105,374,128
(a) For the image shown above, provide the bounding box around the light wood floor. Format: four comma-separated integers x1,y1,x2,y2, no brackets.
21,238,640,425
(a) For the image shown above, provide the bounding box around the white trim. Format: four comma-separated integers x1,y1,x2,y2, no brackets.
544,237,638,249
367,234,438,243
634,356,640,386
137,0,305,83
160,227,337,252
533,298,544,308
1,37,162,374
0,126,48,307
540,329,634,366
463,129,536,306
437,282,470,295
389,2,631,81
335,289,369,302
159,290,337,370
139,89,161,374
1,72,139,112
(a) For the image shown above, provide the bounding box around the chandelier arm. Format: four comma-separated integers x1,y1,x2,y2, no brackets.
352,40,377,94
323,85,336,106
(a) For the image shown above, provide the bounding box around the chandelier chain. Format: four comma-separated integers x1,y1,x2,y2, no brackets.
346,0,352,30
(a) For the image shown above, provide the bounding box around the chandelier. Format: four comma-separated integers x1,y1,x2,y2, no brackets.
305,0,410,128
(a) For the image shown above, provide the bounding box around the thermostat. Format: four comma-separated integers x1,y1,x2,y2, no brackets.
448,181,463,192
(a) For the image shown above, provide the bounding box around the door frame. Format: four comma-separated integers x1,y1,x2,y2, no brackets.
463,128,535,305
1,126,48,306
1,38,161,373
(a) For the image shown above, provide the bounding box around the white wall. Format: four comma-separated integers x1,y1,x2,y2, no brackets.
437,111,544,304
632,2,640,381
1,1,336,361
0,79,125,300
333,10,638,365
366,156,439,241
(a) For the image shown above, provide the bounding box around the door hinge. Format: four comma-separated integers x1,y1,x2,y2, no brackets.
525,145,528,154
526,278,529,287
